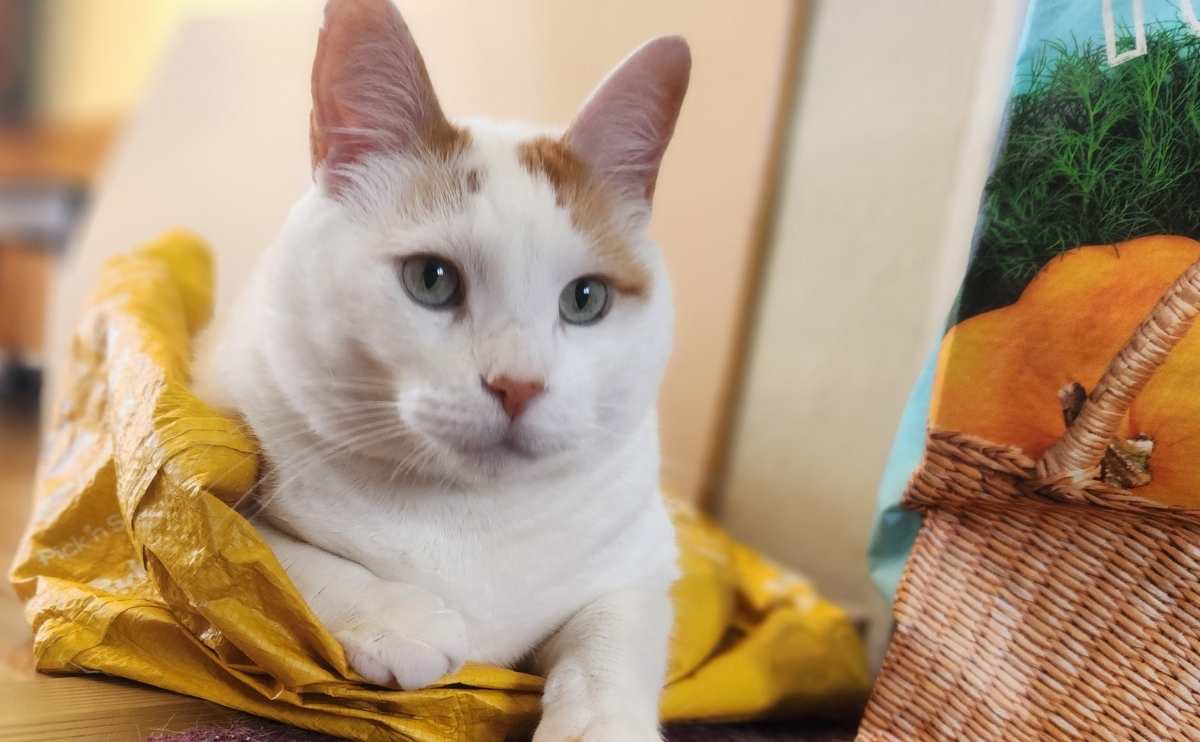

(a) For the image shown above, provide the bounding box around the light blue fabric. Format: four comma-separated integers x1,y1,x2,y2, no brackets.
1014,0,1196,89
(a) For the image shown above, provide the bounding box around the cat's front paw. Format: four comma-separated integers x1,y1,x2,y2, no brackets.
533,716,663,742
533,667,662,742
333,583,468,691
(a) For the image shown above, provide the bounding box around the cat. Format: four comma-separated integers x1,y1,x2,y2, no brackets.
195,0,689,739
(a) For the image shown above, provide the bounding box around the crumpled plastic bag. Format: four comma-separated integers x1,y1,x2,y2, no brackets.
10,231,869,741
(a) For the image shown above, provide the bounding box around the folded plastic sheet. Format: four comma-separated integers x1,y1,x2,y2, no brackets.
10,231,869,741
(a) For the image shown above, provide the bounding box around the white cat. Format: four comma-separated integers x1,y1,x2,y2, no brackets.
197,0,689,739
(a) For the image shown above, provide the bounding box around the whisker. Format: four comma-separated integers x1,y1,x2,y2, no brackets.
244,424,410,518
246,412,402,450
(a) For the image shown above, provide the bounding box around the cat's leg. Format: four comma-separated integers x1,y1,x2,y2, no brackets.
533,582,673,742
259,523,467,691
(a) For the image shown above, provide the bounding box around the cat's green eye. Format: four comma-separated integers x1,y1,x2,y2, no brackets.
401,255,462,309
559,277,610,325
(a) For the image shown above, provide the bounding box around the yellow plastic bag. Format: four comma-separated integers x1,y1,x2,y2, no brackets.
10,232,868,741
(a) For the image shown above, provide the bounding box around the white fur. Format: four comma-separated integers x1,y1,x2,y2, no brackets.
197,121,679,740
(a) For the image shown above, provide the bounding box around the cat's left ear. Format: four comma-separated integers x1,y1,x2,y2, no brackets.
564,36,691,207
310,0,454,195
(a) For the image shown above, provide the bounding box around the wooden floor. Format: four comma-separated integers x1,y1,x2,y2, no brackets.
1,406,41,681
0,407,251,741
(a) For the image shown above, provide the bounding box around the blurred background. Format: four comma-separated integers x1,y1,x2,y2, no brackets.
0,0,1026,693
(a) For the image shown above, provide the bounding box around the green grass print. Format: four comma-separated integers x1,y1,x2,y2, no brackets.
956,23,1200,321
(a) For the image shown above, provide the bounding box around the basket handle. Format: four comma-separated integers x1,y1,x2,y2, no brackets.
1037,256,1200,482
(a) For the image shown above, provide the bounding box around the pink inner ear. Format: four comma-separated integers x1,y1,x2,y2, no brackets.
311,0,448,189
565,36,691,204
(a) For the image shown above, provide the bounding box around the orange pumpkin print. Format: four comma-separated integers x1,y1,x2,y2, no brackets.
931,235,1200,508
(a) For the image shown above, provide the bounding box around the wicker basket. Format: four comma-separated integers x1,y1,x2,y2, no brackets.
859,259,1200,740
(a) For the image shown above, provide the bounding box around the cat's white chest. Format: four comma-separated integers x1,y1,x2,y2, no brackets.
264,448,676,665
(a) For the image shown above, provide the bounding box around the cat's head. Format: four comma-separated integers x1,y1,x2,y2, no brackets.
254,0,688,484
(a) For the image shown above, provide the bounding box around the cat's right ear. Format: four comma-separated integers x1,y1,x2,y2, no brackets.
310,0,453,195
564,36,691,208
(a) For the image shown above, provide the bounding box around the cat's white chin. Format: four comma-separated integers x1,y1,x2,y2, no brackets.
427,426,571,477
458,440,538,475
410,417,583,482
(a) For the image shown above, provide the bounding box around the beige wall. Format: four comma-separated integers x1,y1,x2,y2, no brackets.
44,0,797,504
34,0,260,122
717,0,1026,662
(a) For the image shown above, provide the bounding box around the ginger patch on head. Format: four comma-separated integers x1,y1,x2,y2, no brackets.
426,120,473,162
397,126,482,220
518,137,651,296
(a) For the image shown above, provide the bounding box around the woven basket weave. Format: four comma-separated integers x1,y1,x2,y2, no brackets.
859,258,1200,740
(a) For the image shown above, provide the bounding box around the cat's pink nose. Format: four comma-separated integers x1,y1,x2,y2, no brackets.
483,375,545,419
